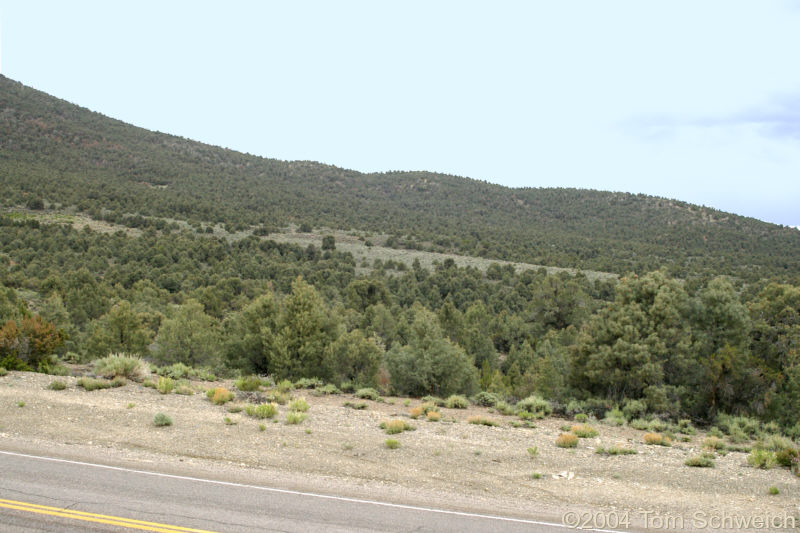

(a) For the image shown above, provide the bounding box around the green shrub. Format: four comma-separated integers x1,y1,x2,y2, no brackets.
111,376,127,388
716,414,761,441
768,486,779,495
289,397,310,412
223,416,236,425
595,445,637,455
156,363,216,381
646,419,668,433
574,413,588,423
226,405,243,413
385,439,400,449
286,412,307,424
93,354,148,382
275,379,294,393
380,419,414,434
47,380,67,390
258,424,267,431
677,419,696,435
758,434,794,451
494,401,515,416
629,418,649,430
727,444,753,453
467,415,498,426
515,395,552,418
622,399,647,421
142,379,156,388
531,472,542,479
527,446,538,458
17,400,25,407
473,391,500,407
602,408,626,426
339,381,356,393
156,376,174,394
246,403,278,419
315,384,341,395
775,448,799,468
77,377,113,391
571,424,599,438
420,395,445,406
355,387,381,401
0,367,7,376
294,377,323,389
343,401,368,410
444,394,469,409
685,455,714,467
45,363,70,376
747,449,777,469
556,433,578,448
235,375,263,392
153,413,173,427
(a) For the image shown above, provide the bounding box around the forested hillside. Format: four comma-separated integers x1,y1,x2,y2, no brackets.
1,75,799,436
2,75,799,281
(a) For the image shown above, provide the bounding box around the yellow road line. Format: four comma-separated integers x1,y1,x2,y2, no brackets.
0,498,219,533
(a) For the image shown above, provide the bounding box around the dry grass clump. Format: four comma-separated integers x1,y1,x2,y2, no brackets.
555,433,579,448
643,432,671,446
156,376,174,394
380,419,414,435
207,387,234,405
747,449,777,469
286,412,307,424
409,406,423,419
426,410,442,422
289,397,310,412
570,424,599,438
703,436,726,451
175,384,194,395
467,415,498,426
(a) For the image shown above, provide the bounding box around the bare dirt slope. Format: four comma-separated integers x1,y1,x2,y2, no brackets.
1,370,798,532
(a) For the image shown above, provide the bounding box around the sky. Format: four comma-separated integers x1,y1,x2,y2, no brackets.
1,1,799,227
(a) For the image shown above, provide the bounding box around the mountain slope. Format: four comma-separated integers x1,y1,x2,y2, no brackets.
1,75,798,280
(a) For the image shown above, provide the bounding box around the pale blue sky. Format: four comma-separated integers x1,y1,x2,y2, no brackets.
2,1,799,227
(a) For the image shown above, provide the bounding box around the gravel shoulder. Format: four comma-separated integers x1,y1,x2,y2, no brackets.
1,370,798,532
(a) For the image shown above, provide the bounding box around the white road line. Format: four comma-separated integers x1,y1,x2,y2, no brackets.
0,449,623,532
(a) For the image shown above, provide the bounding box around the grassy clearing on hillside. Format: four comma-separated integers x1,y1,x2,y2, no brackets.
6,207,617,280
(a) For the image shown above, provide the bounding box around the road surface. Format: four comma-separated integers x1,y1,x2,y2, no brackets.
0,450,605,533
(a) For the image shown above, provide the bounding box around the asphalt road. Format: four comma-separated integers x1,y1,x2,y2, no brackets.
0,450,598,533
